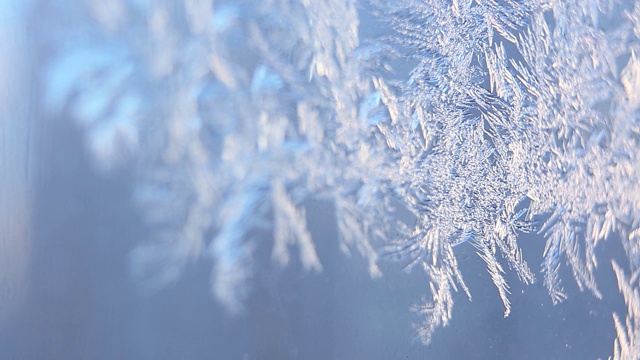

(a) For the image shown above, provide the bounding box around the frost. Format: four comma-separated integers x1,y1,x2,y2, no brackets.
36,0,640,356
612,260,640,360
622,50,640,107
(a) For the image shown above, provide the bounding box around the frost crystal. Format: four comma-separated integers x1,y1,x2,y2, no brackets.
38,0,640,355
612,260,640,360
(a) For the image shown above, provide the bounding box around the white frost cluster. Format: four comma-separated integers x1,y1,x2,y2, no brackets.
39,0,640,355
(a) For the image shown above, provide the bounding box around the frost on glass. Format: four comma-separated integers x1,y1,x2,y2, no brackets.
39,0,640,355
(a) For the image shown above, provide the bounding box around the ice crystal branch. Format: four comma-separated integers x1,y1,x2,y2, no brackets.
611,260,640,360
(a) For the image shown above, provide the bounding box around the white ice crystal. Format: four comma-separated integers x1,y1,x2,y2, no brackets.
38,0,640,355
612,260,640,360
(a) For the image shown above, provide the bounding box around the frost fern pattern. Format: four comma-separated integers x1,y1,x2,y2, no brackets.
41,0,640,355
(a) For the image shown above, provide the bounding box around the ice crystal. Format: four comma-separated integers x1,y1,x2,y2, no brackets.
37,0,640,355
612,260,640,360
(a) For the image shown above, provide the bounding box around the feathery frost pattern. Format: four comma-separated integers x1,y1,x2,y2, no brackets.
40,0,640,354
